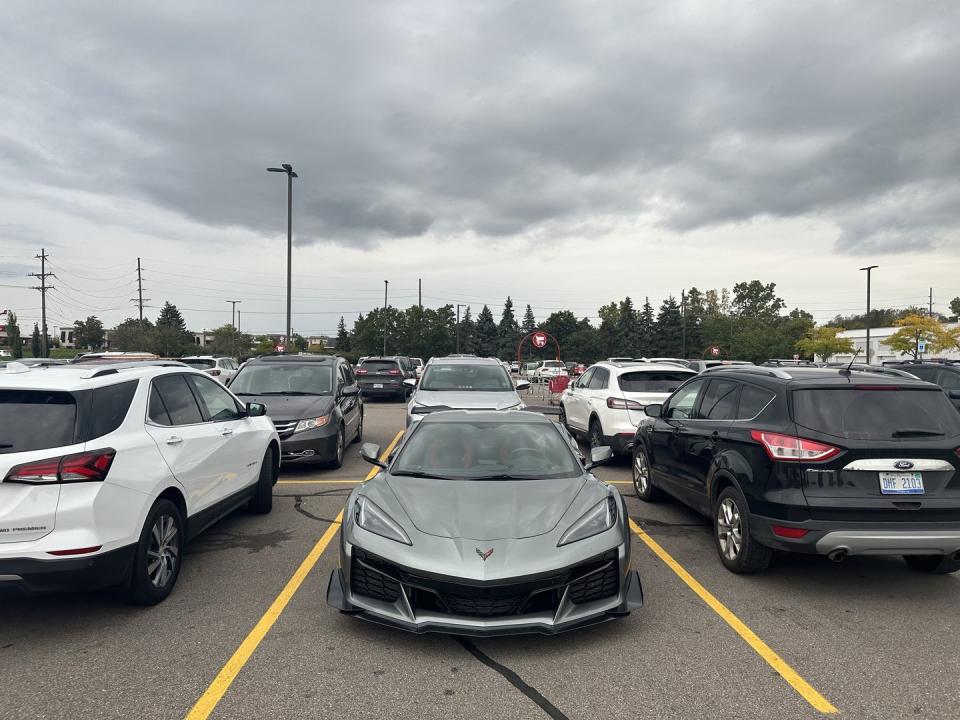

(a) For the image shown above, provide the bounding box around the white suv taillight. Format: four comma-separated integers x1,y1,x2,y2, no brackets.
749,431,839,462
4,449,116,485
607,397,645,410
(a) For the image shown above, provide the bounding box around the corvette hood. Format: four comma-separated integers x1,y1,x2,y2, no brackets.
382,475,589,541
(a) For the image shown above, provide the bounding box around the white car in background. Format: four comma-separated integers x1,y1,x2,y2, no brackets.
534,360,568,382
411,357,424,378
560,361,696,455
182,355,240,384
0,360,279,604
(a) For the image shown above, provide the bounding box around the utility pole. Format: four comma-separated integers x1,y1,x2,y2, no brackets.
456,303,463,354
28,248,55,358
418,278,422,309
383,280,389,356
929,288,934,317
131,258,151,326
681,289,686,358
860,265,878,364
227,300,241,328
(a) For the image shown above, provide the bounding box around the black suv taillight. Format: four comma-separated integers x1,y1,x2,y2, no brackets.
4,449,116,485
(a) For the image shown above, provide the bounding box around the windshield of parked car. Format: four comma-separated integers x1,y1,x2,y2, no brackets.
542,361,564,368
793,387,960,440
182,359,216,369
393,421,581,479
619,371,696,393
229,365,333,395
0,390,77,453
358,360,400,374
418,364,514,391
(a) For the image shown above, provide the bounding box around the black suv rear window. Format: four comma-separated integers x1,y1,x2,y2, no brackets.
793,388,960,440
360,360,399,373
618,371,693,393
0,390,77,453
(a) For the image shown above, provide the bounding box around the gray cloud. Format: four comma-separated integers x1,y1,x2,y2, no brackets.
0,0,958,253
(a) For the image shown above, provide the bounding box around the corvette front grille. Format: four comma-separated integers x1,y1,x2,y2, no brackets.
349,550,619,618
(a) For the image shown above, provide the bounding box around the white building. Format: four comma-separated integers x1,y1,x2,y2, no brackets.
834,323,960,364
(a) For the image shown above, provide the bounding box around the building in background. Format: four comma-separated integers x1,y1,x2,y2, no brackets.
833,323,960,364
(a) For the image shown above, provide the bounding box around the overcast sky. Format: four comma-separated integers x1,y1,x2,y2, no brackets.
1,0,958,337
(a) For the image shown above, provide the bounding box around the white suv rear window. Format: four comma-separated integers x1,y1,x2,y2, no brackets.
0,390,77,453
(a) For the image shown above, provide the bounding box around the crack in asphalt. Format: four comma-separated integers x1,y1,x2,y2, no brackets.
453,637,570,720
275,489,351,524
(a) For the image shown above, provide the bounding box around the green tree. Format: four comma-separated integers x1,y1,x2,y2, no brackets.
73,316,105,351
886,315,951,359
615,297,640,356
111,318,154,351
497,296,520,360
209,324,252,357
521,304,537,335
152,302,193,357
949,297,960,320
292,334,308,352
252,335,276,355
683,287,705,357
732,280,785,322
541,310,578,358
795,326,854,361
30,323,41,357
475,305,498,357
637,298,656,357
597,302,620,358
654,296,684,357
458,306,477,354
335,316,352,353
5,312,22,359
566,318,601,364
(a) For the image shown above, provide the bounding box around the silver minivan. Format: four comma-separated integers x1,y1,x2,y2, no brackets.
405,356,529,426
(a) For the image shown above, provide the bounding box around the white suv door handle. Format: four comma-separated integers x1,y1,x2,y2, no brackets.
165,436,183,445
221,427,234,436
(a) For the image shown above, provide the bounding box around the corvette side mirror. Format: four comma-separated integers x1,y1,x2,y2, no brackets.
360,442,386,468
585,445,614,470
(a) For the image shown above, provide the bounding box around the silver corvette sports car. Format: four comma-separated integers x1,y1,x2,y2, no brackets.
326,410,643,636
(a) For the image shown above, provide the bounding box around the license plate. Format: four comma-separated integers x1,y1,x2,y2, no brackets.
879,472,924,495
373,383,383,389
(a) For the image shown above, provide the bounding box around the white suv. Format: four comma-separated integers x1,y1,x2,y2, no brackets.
0,361,279,604
182,355,240,385
534,360,568,381
560,361,696,455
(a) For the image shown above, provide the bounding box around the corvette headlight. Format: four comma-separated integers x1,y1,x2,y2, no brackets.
354,496,412,545
557,497,617,547
294,415,330,433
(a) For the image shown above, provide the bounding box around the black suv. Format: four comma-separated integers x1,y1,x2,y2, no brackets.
228,354,362,467
356,357,412,401
631,366,960,574
884,360,960,412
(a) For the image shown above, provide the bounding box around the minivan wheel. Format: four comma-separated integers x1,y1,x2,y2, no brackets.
329,425,345,469
713,486,772,574
903,554,960,574
248,446,275,514
125,499,184,605
632,447,662,502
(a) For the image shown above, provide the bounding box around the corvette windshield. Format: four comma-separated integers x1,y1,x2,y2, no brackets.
418,364,514,392
393,421,581,479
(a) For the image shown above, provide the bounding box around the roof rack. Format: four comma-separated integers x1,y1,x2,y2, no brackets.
702,365,793,379
84,360,187,378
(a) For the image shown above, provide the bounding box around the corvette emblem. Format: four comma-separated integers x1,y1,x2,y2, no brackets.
476,547,494,562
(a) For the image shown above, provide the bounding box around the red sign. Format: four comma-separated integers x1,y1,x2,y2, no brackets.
532,332,547,349
710,346,721,357
275,344,285,353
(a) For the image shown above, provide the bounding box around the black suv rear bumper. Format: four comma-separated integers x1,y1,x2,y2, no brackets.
751,514,960,556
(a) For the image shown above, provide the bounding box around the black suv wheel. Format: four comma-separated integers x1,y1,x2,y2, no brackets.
632,446,662,501
713,486,772,574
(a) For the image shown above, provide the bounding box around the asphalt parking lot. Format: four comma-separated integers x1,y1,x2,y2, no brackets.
3,399,960,720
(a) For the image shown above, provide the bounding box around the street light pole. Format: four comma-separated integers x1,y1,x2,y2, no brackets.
383,280,389,356
267,163,298,349
456,303,463,353
860,265,878,364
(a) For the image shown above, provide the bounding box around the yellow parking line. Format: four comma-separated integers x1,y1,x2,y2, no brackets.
628,519,837,714
277,479,365,484
185,433,403,720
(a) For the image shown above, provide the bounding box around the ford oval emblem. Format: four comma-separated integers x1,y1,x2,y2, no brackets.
894,460,914,470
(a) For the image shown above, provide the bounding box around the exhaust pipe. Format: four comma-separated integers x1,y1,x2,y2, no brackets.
828,549,848,563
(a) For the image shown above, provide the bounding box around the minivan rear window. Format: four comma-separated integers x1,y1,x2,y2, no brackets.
0,390,77,453
619,371,694,393
360,360,399,373
793,388,960,440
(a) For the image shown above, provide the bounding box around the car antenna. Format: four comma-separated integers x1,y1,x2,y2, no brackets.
839,348,862,376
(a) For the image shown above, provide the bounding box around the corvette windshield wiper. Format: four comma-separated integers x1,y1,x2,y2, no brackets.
391,470,459,480
470,473,538,480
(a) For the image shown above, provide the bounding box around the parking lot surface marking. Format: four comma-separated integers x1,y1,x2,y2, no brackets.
277,479,365,484
628,519,838,715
